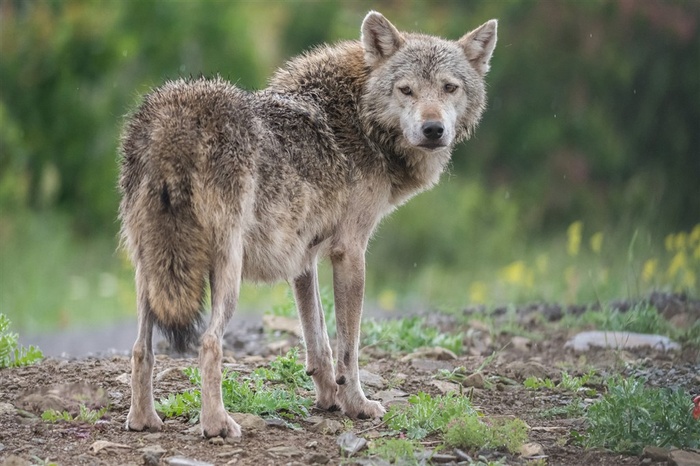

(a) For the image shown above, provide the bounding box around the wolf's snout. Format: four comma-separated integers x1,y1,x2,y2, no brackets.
421,121,444,140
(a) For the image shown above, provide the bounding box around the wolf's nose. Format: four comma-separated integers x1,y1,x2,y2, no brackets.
421,121,444,140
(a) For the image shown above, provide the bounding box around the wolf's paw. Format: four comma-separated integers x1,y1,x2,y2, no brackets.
342,398,386,419
126,409,164,432
201,412,242,439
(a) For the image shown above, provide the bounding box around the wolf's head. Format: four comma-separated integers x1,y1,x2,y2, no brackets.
360,11,497,154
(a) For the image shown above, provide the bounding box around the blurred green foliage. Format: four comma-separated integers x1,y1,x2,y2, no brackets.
1,1,698,329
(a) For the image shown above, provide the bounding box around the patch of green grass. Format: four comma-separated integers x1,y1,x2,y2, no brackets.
384,392,476,440
0,313,43,368
524,370,597,396
361,316,463,355
41,404,108,423
367,438,422,465
585,376,700,453
156,349,313,424
538,400,586,419
444,415,529,454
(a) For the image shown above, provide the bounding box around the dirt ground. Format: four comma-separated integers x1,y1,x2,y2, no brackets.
1,294,699,466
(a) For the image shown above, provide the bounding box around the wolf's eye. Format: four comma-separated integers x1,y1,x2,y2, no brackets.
444,83,459,93
398,86,412,96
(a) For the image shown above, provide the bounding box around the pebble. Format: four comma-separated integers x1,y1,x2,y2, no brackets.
266,445,304,458
462,372,485,389
309,418,343,435
429,379,461,394
669,450,700,466
409,358,454,373
337,431,367,457
231,412,266,433
401,346,458,361
359,369,386,388
565,331,680,351
0,402,17,416
166,456,214,466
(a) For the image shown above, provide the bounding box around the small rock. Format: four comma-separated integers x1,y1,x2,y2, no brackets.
430,453,458,463
306,441,318,449
372,388,409,406
401,346,458,361
511,336,531,351
308,453,330,464
430,379,461,394
266,339,292,353
116,373,130,384
643,446,671,462
0,455,31,466
231,413,266,433
90,440,132,454
262,315,302,337
504,360,552,380
669,449,700,466
166,456,214,466
309,418,343,435
0,402,16,416
143,432,163,441
565,331,680,351
461,372,485,389
359,369,386,388
267,445,304,458
155,367,187,382
410,359,454,373
141,444,167,466
520,442,545,458
337,431,367,457
209,436,225,445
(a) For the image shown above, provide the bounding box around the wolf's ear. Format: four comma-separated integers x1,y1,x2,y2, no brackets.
361,11,405,67
458,19,498,76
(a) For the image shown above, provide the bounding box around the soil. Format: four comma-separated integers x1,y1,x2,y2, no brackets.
1,292,699,466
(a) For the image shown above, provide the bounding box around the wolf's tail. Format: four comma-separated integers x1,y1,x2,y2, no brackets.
120,107,209,353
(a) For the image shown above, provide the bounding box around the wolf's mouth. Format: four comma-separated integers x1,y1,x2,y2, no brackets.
418,142,447,150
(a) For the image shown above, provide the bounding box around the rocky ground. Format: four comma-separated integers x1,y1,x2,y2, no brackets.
1,293,699,466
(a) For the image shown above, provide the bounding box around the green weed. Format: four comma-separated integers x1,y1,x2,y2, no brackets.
524,370,597,396
367,438,422,465
41,404,108,423
585,376,700,453
384,392,476,439
0,313,43,368
444,415,529,454
362,316,463,355
156,349,313,424
538,400,586,419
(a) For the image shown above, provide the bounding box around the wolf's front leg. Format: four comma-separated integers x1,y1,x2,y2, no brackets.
127,270,164,432
330,246,386,419
293,266,338,411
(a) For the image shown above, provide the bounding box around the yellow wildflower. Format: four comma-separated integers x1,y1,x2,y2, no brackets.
641,259,657,283
567,221,583,257
469,281,488,304
690,224,700,246
377,288,397,311
500,261,526,285
667,251,686,279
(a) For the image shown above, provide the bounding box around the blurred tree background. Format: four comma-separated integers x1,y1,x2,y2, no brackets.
1,0,698,332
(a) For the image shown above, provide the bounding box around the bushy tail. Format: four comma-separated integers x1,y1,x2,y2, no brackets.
120,112,209,353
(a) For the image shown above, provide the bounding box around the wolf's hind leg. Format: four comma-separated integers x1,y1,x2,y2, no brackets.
199,233,242,439
127,266,164,432
293,265,338,411
331,247,386,419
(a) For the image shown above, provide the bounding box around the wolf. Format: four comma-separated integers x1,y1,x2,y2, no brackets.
119,11,497,438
